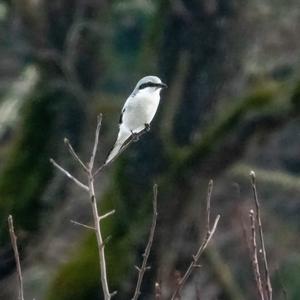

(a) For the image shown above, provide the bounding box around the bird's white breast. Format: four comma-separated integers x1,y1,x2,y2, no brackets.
122,89,160,132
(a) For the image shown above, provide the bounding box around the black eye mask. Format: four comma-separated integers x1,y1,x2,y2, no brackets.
139,82,167,90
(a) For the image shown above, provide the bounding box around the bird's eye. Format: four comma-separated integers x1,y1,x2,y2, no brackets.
139,81,155,90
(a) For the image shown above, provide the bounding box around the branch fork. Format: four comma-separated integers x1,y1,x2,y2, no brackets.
171,180,220,300
131,184,159,300
50,114,114,300
248,171,272,300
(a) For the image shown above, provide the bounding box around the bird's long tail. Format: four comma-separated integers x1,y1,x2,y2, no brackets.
105,127,131,164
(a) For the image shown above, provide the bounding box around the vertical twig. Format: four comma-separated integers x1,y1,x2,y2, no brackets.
87,114,114,300
155,282,162,300
50,114,115,300
8,215,24,300
171,180,221,300
206,179,213,234
132,184,159,300
250,171,272,300
249,210,265,300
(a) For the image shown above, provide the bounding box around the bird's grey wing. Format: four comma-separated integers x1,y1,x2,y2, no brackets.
119,95,132,125
119,108,125,124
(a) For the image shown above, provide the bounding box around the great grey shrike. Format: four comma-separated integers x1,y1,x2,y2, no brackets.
105,75,167,164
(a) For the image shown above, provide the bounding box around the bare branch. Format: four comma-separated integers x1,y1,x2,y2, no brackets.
93,127,149,178
8,215,24,300
88,168,111,298
206,179,213,234
155,282,162,300
49,158,89,191
70,220,95,231
89,114,102,170
171,180,220,300
64,137,88,172
99,210,116,221
250,171,272,300
131,184,159,300
50,115,114,299
100,235,113,249
249,210,265,300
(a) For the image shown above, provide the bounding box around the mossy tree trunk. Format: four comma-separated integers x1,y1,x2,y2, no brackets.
0,0,108,278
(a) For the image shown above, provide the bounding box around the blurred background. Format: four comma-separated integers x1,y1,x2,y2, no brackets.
0,0,299,299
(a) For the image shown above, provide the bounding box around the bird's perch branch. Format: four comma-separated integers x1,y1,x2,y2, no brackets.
93,126,149,178
87,115,114,299
50,114,116,300
250,171,272,300
171,180,220,300
131,184,159,300
8,215,24,300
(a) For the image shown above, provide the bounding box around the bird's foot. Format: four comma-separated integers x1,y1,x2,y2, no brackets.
131,131,139,142
144,123,151,132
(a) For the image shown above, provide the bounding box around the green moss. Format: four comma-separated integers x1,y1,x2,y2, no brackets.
169,81,286,173
46,234,100,300
45,166,156,300
0,82,83,243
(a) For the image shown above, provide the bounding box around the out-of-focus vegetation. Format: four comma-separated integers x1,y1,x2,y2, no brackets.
0,1,299,299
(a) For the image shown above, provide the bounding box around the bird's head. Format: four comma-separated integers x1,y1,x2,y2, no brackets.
133,76,167,96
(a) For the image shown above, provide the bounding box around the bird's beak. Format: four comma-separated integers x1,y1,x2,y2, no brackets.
159,82,168,89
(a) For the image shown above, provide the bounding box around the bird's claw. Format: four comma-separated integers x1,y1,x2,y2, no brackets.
144,123,151,132
131,131,139,142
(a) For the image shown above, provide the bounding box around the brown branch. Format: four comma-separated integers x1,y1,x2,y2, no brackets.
49,158,89,191
8,215,24,300
64,137,88,172
155,282,162,300
206,179,213,234
249,210,265,300
250,171,272,300
99,210,116,221
50,115,115,300
89,114,102,170
87,115,113,300
171,180,221,300
93,127,149,178
131,184,159,300
70,220,95,231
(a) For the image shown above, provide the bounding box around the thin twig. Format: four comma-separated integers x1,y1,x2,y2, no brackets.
49,158,89,191
50,115,114,300
171,180,221,300
93,127,149,178
70,220,95,230
250,171,272,300
131,184,159,300
155,282,162,300
87,115,112,299
8,215,24,300
99,210,116,221
64,137,88,172
249,210,265,300
206,179,213,234
89,114,102,170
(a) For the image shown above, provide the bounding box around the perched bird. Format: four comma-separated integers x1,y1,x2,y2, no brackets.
105,75,167,164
